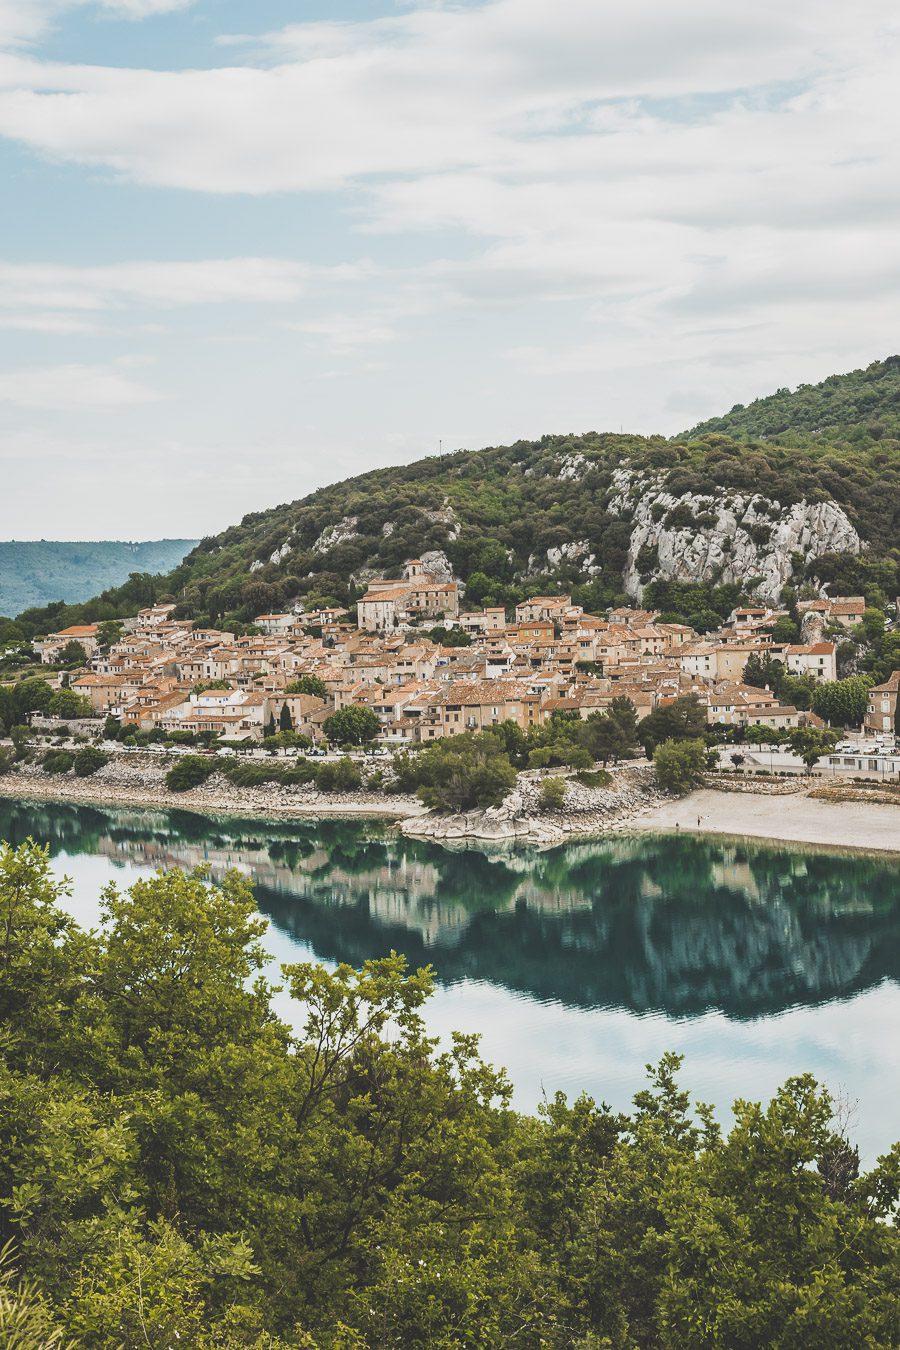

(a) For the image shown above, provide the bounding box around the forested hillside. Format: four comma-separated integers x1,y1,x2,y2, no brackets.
6,359,899,636
684,353,900,446
0,539,197,617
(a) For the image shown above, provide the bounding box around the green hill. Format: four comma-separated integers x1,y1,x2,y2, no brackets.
8,360,900,635
0,540,198,619
683,354,900,447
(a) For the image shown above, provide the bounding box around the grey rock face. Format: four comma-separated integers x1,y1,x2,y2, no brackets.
313,516,359,554
607,467,861,604
419,549,456,582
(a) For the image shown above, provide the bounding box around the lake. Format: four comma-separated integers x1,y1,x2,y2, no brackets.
2,797,898,1162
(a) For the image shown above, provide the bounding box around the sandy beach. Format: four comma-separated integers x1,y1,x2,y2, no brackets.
635,788,900,856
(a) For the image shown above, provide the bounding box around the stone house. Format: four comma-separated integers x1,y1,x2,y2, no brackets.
865,671,899,736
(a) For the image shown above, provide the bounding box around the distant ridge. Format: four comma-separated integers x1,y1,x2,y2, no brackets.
0,539,198,617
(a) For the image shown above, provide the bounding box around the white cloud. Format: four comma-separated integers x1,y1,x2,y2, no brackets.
283,314,399,354
0,361,158,407
0,258,370,339
0,0,196,47
97,0,196,15
0,258,333,310
0,1,894,192
0,311,96,332
0,0,896,358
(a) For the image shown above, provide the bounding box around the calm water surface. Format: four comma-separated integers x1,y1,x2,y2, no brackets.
3,799,898,1162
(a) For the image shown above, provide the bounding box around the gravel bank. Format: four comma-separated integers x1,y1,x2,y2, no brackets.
0,758,425,823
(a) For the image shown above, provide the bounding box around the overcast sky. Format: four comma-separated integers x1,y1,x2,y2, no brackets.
1,0,898,540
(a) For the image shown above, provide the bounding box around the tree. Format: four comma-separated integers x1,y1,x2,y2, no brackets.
9,678,53,719
96,620,124,652
323,705,381,746
428,626,472,647
768,615,800,643
811,676,873,728
653,738,706,793
746,723,782,745
857,607,886,643
539,777,567,811
779,672,817,711
57,640,87,669
0,845,898,1346
639,695,707,756
278,702,294,733
9,724,32,761
582,697,639,764
394,733,517,812
47,689,93,721
743,651,785,692
788,727,839,773
284,675,327,700
240,580,280,617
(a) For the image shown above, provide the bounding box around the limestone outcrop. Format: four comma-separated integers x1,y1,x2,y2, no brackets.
401,766,667,845
605,467,861,604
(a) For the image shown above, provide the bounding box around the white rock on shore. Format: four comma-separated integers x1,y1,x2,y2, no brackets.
402,767,668,845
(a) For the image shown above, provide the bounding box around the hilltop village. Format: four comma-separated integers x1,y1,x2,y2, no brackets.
30,557,897,749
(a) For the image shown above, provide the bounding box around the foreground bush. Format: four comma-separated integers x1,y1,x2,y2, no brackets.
0,841,897,1348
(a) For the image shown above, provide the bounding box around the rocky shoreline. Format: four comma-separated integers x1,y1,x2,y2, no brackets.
0,756,425,823
0,755,668,841
3,756,895,855
401,766,667,844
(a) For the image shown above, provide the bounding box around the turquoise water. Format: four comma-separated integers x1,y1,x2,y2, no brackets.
2,798,898,1161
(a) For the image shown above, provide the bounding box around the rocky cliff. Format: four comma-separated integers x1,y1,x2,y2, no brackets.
605,467,862,604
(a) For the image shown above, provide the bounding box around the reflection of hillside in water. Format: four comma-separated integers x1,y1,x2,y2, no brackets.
2,799,897,1019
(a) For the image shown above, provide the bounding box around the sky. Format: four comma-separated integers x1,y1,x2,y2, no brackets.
0,0,898,540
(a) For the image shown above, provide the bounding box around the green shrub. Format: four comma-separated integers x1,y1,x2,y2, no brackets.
574,769,612,788
165,755,218,793
316,757,363,792
42,750,75,776
539,777,567,811
73,747,109,778
222,760,316,789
